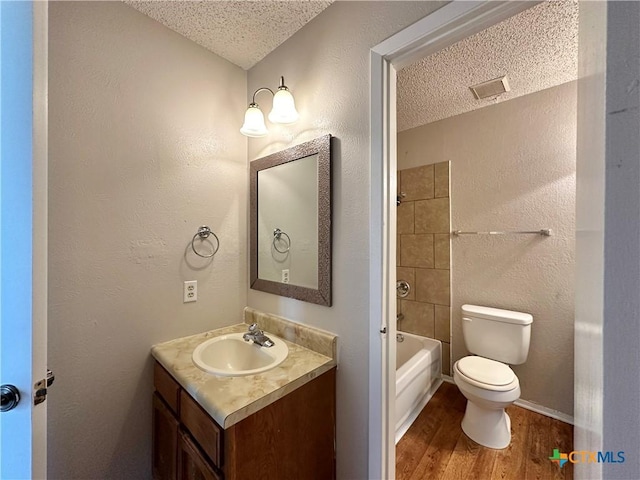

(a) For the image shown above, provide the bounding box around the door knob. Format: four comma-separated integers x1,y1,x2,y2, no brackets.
1,385,20,412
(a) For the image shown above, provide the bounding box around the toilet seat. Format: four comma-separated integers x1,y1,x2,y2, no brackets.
455,356,518,392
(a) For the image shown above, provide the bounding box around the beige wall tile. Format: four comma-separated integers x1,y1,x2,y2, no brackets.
415,198,450,233
416,268,450,305
400,165,434,201
397,201,414,234
434,234,450,269
434,161,449,198
442,342,451,376
400,234,434,268
399,300,434,338
434,305,451,342
396,267,415,301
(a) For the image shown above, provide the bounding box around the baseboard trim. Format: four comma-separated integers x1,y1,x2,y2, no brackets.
513,399,574,425
440,375,574,425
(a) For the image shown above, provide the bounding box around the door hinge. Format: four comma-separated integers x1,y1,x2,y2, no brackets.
33,369,55,406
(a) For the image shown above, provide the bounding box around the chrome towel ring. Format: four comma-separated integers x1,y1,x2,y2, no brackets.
191,226,220,258
273,228,291,254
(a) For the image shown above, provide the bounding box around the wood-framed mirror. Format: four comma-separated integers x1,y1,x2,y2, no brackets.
250,134,332,306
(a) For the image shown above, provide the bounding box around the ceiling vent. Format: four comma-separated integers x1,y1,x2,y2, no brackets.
469,76,511,100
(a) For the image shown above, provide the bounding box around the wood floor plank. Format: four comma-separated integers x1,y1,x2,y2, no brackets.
469,442,499,480
549,413,574,480
407,416,462,480
441,430,497,480
491,405,529,480
404,383,466,480
524,410,552,480
396,403,448,480
396,383,458,480
396,382,574,480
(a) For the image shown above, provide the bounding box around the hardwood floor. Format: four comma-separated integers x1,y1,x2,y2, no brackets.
396,382,573,480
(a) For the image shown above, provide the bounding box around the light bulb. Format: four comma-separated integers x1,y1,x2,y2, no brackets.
268,87,299,124
240,104,268,137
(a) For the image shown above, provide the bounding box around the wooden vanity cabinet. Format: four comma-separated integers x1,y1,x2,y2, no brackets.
152,393,179,480
177,429,221,480
152,361,336,480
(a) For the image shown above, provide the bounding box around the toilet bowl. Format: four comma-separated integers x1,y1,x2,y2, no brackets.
453,355,520,449
453,304,533,450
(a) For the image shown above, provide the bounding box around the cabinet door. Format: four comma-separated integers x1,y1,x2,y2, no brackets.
153,393,179,480
179,390,222,468
154,362,180,414
177,430,222,480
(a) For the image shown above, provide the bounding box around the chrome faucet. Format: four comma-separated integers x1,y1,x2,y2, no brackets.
243,323,275,348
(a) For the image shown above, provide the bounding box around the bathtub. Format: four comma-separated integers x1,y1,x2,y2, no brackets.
395,332,442,443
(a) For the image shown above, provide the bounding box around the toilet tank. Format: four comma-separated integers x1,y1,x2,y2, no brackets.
461,304,533,365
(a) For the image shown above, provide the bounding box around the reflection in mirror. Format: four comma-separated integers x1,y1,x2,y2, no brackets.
257,154,319,288
250,135,331,306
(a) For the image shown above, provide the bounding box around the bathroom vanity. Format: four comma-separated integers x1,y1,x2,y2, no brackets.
151,308,337,480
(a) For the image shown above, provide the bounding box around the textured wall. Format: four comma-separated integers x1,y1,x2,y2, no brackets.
397,162,452,374
48,2,247,478
245,2,444,478
398,82,577,416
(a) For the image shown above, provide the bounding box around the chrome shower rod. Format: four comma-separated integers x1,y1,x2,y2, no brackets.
451,229,552,237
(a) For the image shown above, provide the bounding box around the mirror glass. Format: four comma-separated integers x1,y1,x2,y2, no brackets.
257,154,319,288
250,135,331,306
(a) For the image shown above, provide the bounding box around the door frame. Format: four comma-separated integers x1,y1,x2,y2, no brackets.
368,1,604,478
33,1,49,477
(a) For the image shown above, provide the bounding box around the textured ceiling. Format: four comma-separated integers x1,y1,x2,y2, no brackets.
124,1,577,124
397,0,579,132
124,1,333,70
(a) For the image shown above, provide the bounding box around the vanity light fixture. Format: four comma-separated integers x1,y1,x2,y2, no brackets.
240,76,299,137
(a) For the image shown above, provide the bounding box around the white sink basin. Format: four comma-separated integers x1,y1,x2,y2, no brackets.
192,332,289,377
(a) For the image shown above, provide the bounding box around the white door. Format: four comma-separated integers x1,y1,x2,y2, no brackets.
0,1,48,478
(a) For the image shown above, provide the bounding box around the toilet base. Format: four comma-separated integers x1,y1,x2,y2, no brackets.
461,400,511,449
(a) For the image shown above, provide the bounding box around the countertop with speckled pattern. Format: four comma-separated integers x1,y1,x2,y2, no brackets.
151,322,336,428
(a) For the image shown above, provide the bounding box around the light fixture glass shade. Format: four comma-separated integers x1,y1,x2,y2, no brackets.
240,105,268,137
268,88,299,124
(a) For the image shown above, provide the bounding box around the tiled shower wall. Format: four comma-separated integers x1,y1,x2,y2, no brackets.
397,162,451,374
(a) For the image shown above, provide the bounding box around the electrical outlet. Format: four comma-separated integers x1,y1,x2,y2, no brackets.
282,269,290,284
183,280,197,303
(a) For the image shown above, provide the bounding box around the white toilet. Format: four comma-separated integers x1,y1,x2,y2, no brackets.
453,304,533,449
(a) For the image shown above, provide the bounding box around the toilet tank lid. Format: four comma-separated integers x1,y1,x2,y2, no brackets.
462,304,533,325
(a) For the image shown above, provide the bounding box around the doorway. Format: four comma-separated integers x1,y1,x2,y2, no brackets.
368,2,606,479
